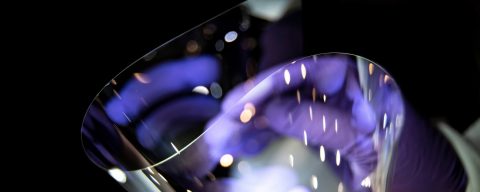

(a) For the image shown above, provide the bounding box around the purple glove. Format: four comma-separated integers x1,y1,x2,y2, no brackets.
204,54,391,191
91,56,225,183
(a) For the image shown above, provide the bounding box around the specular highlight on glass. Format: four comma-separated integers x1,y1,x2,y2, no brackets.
81,3,404,192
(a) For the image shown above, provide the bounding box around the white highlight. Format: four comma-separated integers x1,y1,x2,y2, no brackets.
171,142,180,155
336,150,341,166
338,182,344,192
284,69,291,85
224,31,238,42
303,130,308,146
311,175,318,189
320,145,325,162
289,154,294,167
147,167,154,174
149,175,160,185
220,154,234,167
122,112,131,123
108,168,127,183
361,177,371,187
301,64,307,79
383,113,388,129
192,86,209,95
322,115,326,132
134,72,151,84
309,105,313,121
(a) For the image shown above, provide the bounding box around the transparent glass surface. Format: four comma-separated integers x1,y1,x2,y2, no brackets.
81,3,404,192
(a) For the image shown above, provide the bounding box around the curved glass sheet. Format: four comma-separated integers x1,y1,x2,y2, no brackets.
81,2,404,192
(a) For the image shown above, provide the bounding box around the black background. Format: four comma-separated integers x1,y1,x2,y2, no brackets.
21,0,478,191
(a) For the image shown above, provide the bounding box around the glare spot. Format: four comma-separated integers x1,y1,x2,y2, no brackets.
303,130,308,146
369,63,374,76
336,150,341,166
158,173,168,182
323,94,327,103
122,112,131,122
111,79,117,85
335,118,338,133
133,73,150,84
311,175,318,189
187,190,192,192
237,161,251,174
192,86,209,95
215,40,224,51
149,175,160,185
361,177,371,187
373,128,380,151
240,109,253,123
301,64,307,79
284,69,291,85
338,182,344,192
384,75,391,84
240,103,255,123
383,113,388,129
171,142,180,155
113,89,122,99
312,88,316,102
289,154,294,167
108,168,127,183
320,145,325,162
296,90,301,104
147,167,154,174
186,40,200,53
244,102,256,116
396,114,403,130
224,31,238,42
309,105,313,121
220,154,234,167
322,115,326,132
209,82,223,99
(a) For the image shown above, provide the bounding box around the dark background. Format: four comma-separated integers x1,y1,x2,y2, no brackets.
26,0,477,191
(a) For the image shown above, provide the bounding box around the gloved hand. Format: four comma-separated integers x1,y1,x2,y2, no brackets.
204,54,390,191
85,53,467,192
91,53,382,191
102,55,224,179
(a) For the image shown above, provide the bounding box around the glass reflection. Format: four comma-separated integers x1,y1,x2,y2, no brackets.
81,2,404,192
